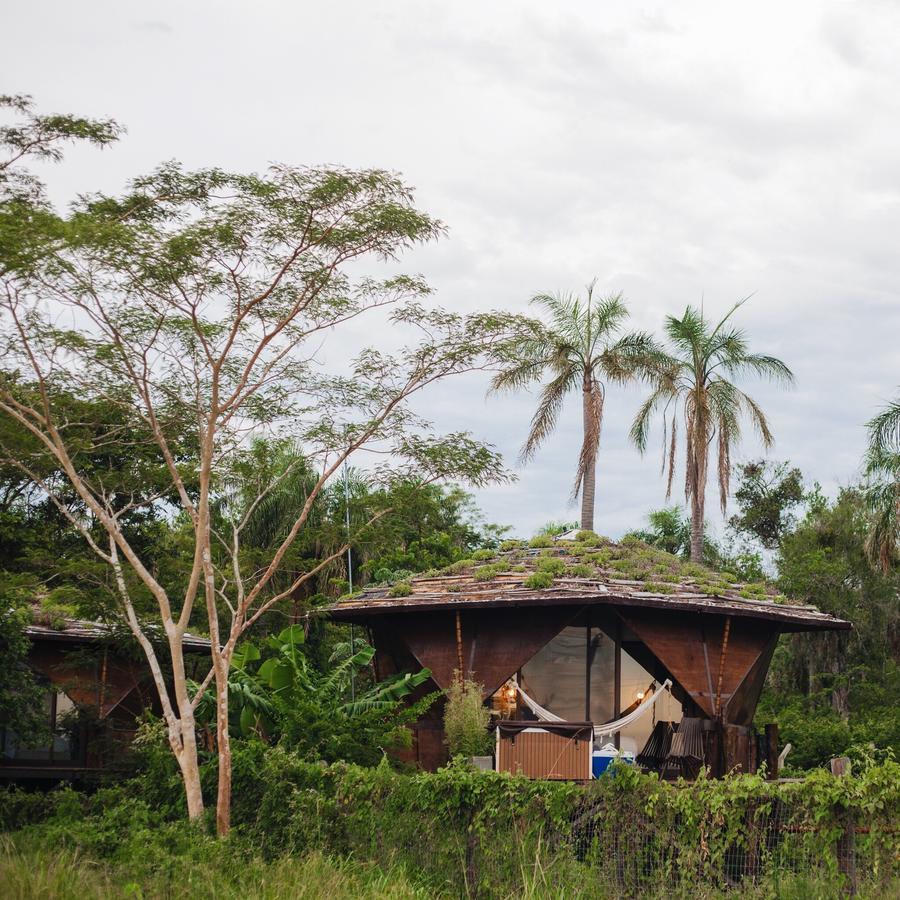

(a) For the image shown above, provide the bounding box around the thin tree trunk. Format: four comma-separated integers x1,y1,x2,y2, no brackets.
172,716,204,821
215,658,232,836
581,387,596,532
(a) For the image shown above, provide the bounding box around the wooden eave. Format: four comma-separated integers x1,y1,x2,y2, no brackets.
328,572,850,633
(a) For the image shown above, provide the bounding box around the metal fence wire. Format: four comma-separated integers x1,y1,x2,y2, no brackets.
566,793,895,897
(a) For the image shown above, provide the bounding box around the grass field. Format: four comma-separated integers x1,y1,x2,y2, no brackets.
1,833,886,900
0,838,437,900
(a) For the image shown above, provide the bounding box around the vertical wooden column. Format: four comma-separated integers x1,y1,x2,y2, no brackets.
764,724,779,780
613,619,621,750
584,618,591,722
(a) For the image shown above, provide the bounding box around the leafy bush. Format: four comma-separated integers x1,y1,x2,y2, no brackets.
443,676,493,759
499,539,524,551
535,556,566,576
523,571,554,589
4,758,898,898
528,534,554,549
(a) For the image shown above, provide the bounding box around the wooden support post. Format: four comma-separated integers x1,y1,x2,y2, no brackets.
714,616,731,717
830,756,857,896
613,619,622,750
584,620,591,722
455,610,464,678
764,723,778,780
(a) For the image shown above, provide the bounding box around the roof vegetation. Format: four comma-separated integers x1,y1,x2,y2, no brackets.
340,531,799,607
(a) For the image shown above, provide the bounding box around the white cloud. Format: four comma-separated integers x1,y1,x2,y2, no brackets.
3,0,898,538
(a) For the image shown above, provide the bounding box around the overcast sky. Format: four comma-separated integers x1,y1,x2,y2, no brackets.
4,0,899,540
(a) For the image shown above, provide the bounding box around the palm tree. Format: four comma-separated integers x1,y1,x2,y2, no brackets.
490,283,661,532
863,395,900,573
630,301,794,563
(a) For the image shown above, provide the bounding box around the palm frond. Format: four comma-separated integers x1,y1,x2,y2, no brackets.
866,397,900,459
630,384,674,453
728,352,795,386
665,306,707,356
735,388,774,447
599,331,669,384
489,351,551,394
863,480,900,574
520,363,579,462
707,297,748,343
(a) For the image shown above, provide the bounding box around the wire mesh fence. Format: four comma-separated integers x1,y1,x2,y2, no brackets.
566,790,895,897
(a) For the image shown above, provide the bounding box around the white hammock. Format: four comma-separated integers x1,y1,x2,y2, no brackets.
514,677,673,740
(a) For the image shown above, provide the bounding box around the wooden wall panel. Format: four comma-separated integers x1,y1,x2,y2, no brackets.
29,645,144,718
725,635,778,726
497,727,592,780
396,607,580,697
617,610,779,723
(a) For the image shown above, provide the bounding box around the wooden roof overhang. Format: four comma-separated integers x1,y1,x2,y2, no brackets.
327,543,849,725
328,578,850,633
26,622,212,652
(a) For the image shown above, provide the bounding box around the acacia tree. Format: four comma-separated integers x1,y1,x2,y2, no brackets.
0,97,512,833
630,302,794,562
490,284,660,531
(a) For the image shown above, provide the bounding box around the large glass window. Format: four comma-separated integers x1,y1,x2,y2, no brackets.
0,690,78,763
516,625,682,755
618,648,682,755
519,626,615,723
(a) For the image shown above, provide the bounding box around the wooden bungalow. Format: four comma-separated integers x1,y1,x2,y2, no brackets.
1,616,210,784
328,535,850,778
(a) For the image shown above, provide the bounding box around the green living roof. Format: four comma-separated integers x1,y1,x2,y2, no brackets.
329,532,850,633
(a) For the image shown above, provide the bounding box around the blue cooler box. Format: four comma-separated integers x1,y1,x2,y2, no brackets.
592,746,635,777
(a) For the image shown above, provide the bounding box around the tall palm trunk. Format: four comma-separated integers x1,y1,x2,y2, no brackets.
581,386,596,531
689,484,705,563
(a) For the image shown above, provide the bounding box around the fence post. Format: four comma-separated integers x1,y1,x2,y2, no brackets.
830,756,857,897
764,724,778,780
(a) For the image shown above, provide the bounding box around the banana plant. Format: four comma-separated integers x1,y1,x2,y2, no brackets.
192,624,432,742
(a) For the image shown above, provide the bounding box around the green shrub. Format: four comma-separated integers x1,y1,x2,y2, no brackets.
583,550,611,566
523,571,554,589
499,539,524,552
440,558,475,575
387,582,412,598
4,757,900,898
567,563,595,578
644,582,677,594
471,549,495,561
535,557,566,576
528,534,554,549
443,676,493,759
471,563,506,581
575,530,603,546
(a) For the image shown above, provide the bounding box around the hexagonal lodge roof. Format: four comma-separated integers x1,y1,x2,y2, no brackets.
329,533,850,632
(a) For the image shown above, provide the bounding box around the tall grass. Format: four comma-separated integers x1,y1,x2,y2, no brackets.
0,837,433,900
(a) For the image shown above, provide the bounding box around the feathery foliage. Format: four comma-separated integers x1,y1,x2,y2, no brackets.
630,300,794,561
490,282,662,531
863,395,900,573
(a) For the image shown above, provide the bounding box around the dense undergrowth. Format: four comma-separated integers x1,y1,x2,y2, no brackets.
2,739,898,898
